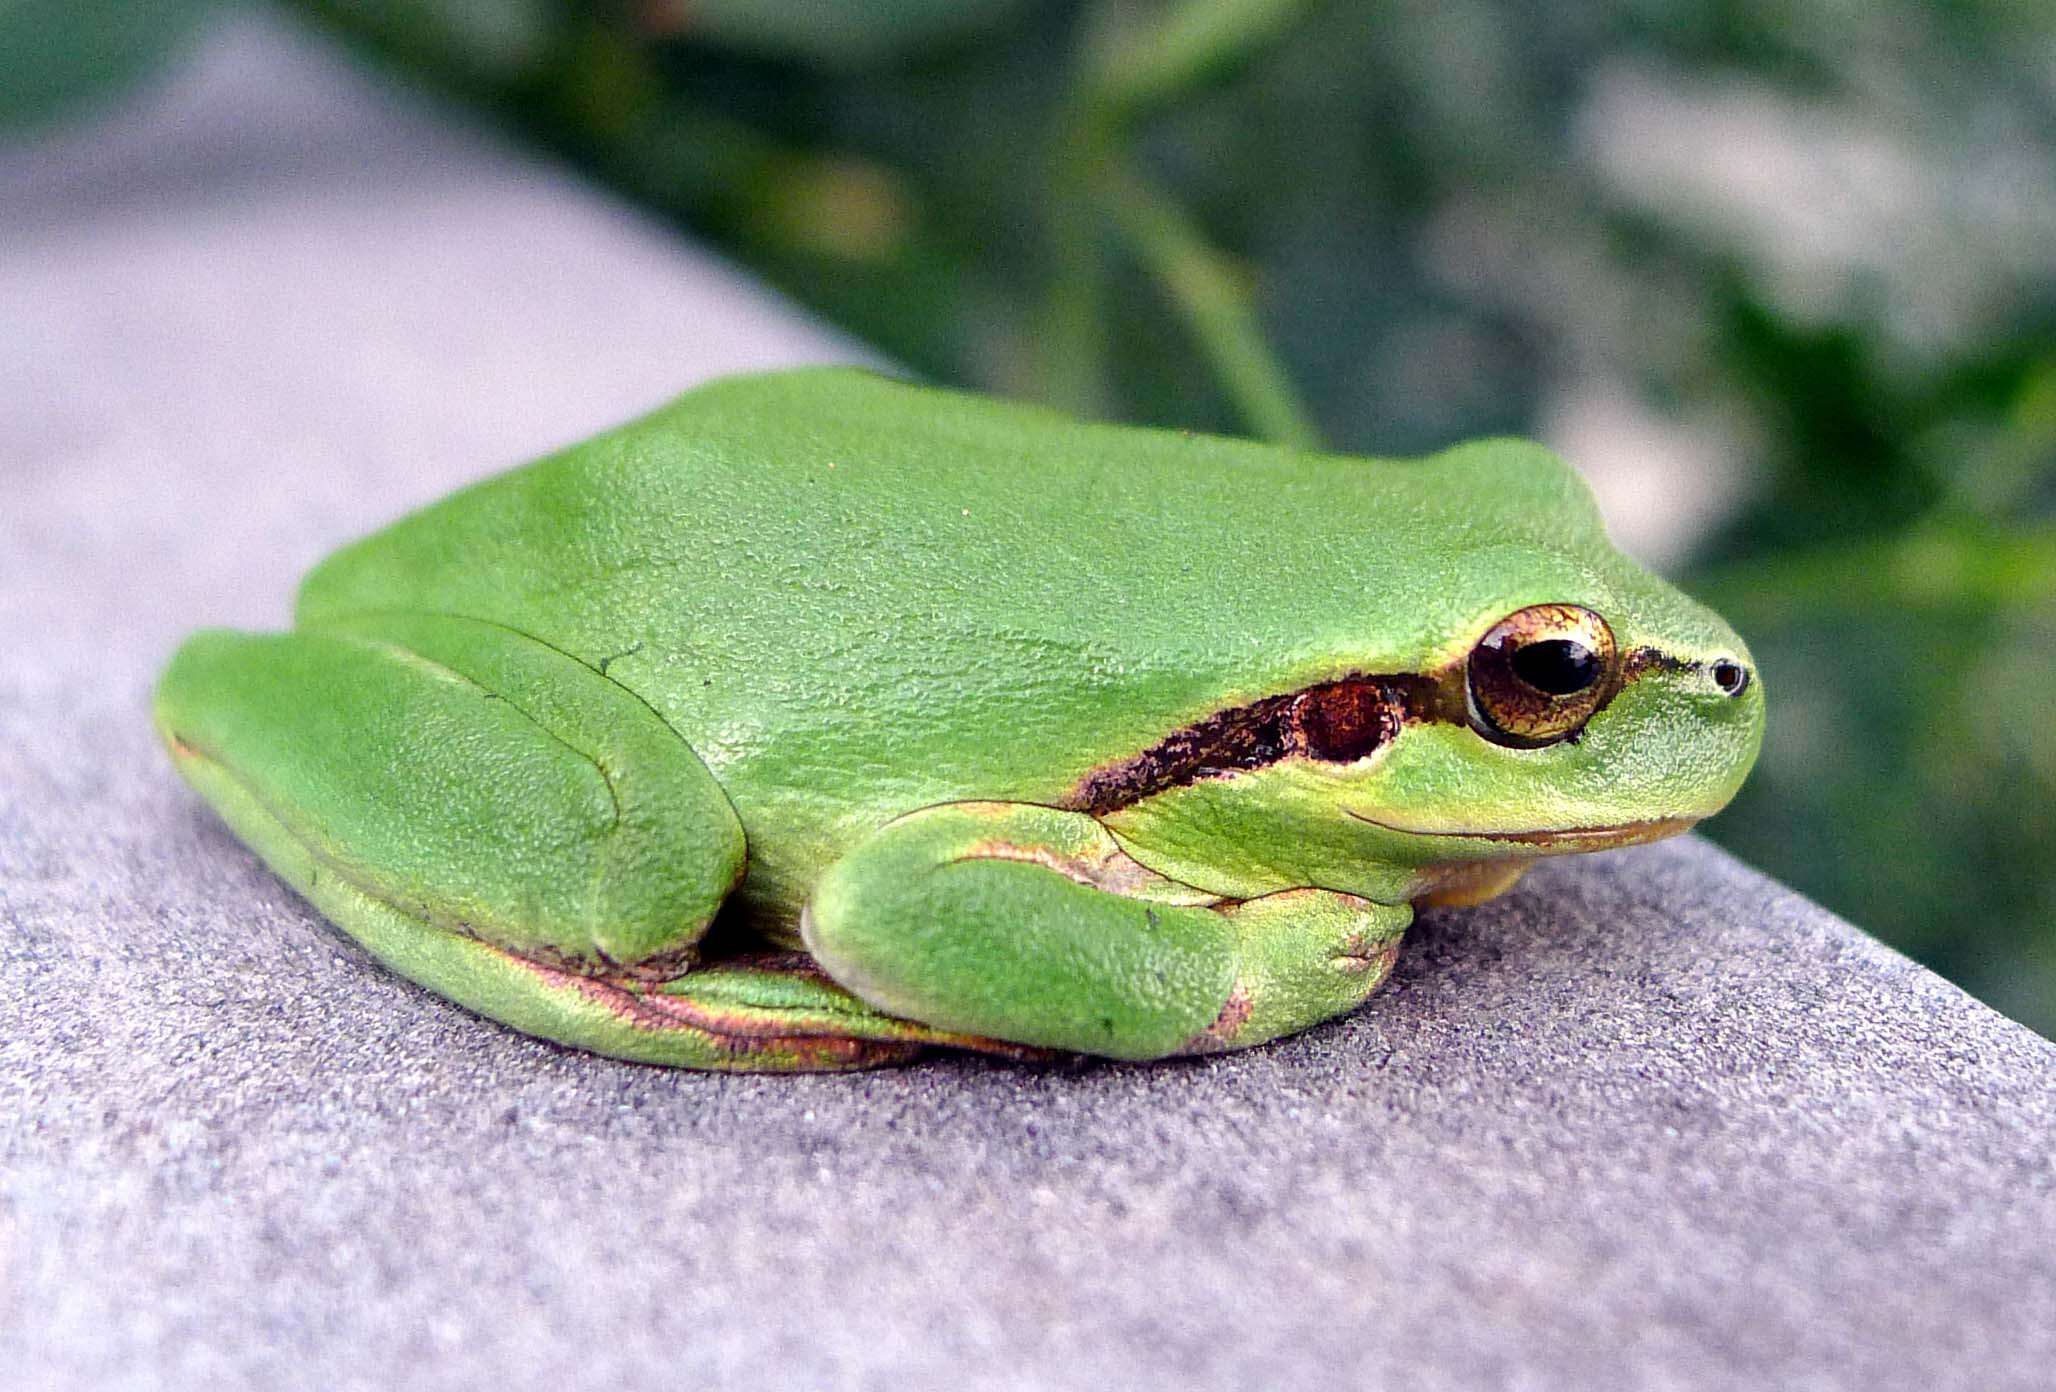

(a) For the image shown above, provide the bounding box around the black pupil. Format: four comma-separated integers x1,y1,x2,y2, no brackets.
1714,661,1747,695
1511,638,1599,696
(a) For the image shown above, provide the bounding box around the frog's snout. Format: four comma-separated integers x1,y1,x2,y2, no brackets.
1689,648,1766,810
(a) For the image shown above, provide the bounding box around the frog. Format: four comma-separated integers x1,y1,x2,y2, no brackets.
154,367,1763,1071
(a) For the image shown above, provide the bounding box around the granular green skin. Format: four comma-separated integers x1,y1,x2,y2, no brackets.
155,368,1762,1069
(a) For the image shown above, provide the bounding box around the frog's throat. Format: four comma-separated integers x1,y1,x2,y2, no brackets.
1066,645,1688,816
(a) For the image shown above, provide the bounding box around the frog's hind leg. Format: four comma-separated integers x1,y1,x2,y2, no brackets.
155,613,994,1071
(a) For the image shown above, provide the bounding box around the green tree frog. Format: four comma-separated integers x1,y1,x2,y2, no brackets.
156,369,1762,1071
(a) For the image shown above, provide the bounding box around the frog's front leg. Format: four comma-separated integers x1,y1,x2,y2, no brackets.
803,802,1411,1059
154,613,1015,1071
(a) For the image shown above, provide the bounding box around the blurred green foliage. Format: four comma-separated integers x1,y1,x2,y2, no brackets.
10,0,2052,1029
0,0,215,128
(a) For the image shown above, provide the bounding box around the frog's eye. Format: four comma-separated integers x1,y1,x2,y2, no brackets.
1465,604,1618,748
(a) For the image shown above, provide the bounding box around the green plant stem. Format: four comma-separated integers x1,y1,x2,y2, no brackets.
1039,100,1116,420
1088,0,1321,119
1690,522,2056,622
1103,164,1322,449
1038,0,1320,432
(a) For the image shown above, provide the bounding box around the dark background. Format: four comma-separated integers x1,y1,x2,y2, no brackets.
9,0,2052,1034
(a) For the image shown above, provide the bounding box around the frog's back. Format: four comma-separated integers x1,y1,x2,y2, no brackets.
296,367,1657,829
299,365,1614,659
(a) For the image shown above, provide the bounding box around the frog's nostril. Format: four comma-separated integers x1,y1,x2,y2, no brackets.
1712,659,1749,697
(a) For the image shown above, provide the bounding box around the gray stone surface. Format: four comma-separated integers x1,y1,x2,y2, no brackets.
5,16,2055,1392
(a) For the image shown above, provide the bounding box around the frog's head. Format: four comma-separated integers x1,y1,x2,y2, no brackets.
1080,438,1765,904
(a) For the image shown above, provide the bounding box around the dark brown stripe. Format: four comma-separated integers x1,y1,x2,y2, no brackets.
1067,673,1457,815
1068,644,1694,815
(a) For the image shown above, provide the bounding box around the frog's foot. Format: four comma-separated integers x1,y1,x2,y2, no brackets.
803,801,1412,1060
621,951,1052,1068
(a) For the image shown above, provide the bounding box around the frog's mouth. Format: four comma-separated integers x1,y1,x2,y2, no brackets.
1344,809,1698,851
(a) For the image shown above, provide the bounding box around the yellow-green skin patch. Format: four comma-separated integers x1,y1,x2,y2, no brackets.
155,369,1763,1069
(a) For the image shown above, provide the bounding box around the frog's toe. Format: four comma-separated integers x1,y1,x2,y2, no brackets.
628,952,1052,1068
